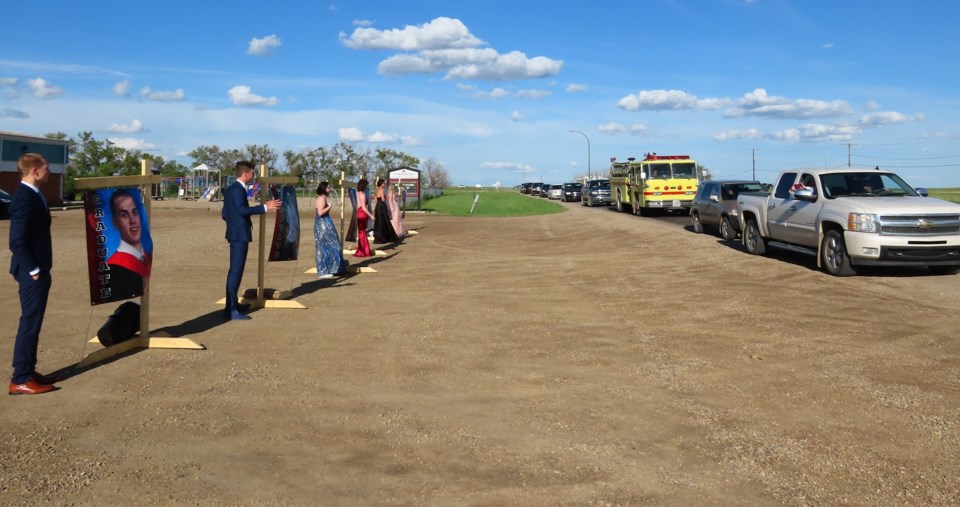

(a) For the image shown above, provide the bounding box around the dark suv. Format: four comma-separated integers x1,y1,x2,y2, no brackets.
561,182,582,202
690,180,765,240
582,179,611,207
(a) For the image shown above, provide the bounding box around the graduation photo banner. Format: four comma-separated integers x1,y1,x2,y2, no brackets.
268,185,300,261
83,187,154,305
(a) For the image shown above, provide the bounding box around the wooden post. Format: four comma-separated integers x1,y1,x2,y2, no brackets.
140,160,151,343
256,164,268,307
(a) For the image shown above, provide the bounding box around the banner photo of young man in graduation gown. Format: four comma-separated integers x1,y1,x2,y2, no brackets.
83,188,153,305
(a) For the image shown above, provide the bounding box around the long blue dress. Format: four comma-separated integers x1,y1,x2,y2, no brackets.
314,209,344,276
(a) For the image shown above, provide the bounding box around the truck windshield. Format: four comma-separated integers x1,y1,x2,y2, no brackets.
821,172,920,198
672,162,697,179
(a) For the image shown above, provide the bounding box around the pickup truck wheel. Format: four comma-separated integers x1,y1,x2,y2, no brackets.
692,212,704,234
928,265,960,275
821,229,857,276
744,219,767,255
720,217,738,241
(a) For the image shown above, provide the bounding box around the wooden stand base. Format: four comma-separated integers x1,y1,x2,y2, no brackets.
216,294,307,309
80,335,204,368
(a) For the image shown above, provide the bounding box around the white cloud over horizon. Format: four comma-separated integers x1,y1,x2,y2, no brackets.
107,118,144,133
140,86,185,101
228,85,279,106
248,35,282,56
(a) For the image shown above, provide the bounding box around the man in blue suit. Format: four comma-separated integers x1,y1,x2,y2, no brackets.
8,153,57,395
222,161,279,320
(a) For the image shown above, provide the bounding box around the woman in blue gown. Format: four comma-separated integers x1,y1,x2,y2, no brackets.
314,181,344,278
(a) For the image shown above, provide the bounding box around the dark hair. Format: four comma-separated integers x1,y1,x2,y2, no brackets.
110,188,136,217
357,178,369,192
376,178,385,187
316,181,330,195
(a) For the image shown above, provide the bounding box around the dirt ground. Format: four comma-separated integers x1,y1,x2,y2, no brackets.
1,195,958,506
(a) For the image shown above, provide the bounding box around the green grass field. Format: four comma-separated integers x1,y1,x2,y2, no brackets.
928,188,960,204
419,188,565,216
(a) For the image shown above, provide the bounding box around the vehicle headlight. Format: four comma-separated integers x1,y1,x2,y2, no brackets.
848,213,879,233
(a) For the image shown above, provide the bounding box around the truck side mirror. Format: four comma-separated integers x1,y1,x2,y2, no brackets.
709,194,719,202
793,188,817,201
915,187,929,197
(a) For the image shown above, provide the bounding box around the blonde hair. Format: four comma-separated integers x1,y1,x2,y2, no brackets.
17,153,47,177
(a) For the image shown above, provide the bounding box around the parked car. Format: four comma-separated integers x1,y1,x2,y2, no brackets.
561,182,582,202
520,182,539,195
547,184,563,200
690,180,766,240
537,183,551,198
0,188,11,219
529,183,544,196
582,179,611,207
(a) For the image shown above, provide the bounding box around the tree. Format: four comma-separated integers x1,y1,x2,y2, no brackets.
62,131,129,194
374,147,420,180
422,158,450,189
241,144,279,172
188,145,241,175
697,164,712,181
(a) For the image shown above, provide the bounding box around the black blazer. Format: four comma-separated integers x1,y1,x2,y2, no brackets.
221,181,264,242
8,183,52,277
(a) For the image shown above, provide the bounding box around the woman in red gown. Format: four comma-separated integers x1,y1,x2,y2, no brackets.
353,178,375,257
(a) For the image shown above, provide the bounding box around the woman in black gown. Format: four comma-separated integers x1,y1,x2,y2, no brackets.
372,178,399,243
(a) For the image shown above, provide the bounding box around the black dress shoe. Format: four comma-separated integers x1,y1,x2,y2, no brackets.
31,372,57,385
229,310,251,321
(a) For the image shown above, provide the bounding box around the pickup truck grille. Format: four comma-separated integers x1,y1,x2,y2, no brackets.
878,214,960,236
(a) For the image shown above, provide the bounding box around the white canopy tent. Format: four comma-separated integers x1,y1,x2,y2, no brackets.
189,163,221,200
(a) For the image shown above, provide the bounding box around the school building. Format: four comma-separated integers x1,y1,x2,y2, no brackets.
0,130,70,204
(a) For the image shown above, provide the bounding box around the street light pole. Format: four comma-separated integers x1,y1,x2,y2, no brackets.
569,130,591,180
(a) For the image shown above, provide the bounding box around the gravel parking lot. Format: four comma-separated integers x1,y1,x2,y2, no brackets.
1,198,958,505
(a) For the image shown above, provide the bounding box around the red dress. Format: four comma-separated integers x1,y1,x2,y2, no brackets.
354,207,371,257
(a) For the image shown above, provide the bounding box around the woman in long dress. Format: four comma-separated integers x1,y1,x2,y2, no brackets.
353,178,375,258
373,178,399,244
313,181,344,278
387,184,404,238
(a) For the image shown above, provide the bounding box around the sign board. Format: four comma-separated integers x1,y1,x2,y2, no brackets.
389,167,421,198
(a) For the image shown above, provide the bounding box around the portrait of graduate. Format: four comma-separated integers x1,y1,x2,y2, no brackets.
103,188,152,301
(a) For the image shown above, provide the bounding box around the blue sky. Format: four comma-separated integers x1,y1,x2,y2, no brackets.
2,0,959,187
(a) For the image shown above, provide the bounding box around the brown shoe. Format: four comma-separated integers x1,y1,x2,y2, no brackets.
8,379,57,396
32,372,58,385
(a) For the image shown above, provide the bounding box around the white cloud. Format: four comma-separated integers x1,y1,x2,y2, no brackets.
480,161,536,173
511,111,524,122
713,128,762,141
228,85,279,106
140,86,185,101
27,78,63,99
340,17,485,50
338,127,365,142
113,79,131,96
107,119,144,133
725,88,851,119
248,35,282,56
0,106,29,119
859,111,924,127
352,19,374,27
864,100,882,111
822,42,835,49
598,122,650,135
444,51,562,81
0,77,17,87
107,137,156,150
475,87,509,99
769,123,861,142
566,83,588,93
516,89,550,99
338,127,421,146
617,89,727,111
456,83,476,92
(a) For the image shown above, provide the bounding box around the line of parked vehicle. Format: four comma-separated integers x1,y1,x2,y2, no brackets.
519,180,613,206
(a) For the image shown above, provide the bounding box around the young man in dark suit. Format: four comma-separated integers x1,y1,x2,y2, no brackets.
8,153,57,395
222,161,279,320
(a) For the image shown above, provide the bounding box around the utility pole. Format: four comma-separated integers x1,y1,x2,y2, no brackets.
569,130,591,180
844,143,858,167
751,148,756,180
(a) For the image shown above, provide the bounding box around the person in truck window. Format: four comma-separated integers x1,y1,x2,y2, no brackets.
791,174,816,193
852,173,875,194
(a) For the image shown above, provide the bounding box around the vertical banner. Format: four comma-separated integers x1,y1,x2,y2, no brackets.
345,188,359,242
83,187,153,305
268,185,300,261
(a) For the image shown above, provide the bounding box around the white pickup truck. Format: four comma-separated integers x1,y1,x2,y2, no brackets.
736,168,960,276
